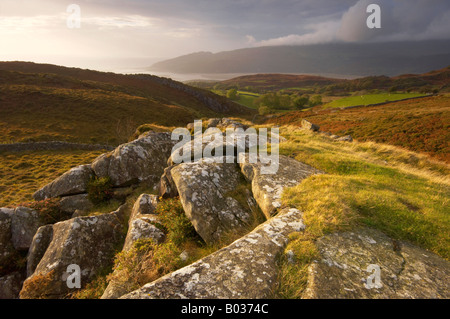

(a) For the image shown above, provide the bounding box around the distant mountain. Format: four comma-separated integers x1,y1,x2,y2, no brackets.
0,62,254,145
150,40,450,77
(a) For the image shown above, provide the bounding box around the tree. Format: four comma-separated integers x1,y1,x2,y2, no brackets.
292,95,309,109
258,105,270,115
309,95,322,107
226,88,238,100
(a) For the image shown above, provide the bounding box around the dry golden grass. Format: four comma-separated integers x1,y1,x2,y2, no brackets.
0,149,105,207
274,125,450,298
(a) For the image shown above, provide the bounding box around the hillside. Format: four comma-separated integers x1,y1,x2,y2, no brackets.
191,66,450,95
0,62,255,145
150,40,450,77
1,120,448,300
265,94,450,163
204,73,345,92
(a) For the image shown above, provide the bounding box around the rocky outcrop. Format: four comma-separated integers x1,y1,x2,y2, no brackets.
33,165,93,201
171,157,255,245
20,208,126,299
101,195,165,299
336,135,353,142
122,194,165,251
10,207,43,251
0,208,16,270
121,208,305,299
92,132,176,188
303,228,450,299
58,194,94,215
26,225,53,277
159,166,178,198
301,119,319,132
239,154,323,219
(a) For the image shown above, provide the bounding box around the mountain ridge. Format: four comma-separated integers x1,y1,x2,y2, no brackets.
150,40,450,77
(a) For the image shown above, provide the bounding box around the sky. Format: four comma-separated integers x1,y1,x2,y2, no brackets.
0,0,449,71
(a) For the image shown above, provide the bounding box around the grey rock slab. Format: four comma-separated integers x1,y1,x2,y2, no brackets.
239,154,323,218
19,210,126,299
159,165,179,199
92,132,176,187
33,165,93,201
10,207,43,251
171,157,254,245
123,194,165,251
58,194,94,215
26,225,53,277
301,119,319,132
303,228,450,299
121,207,305,299
0,208,16,271
101,195,165,299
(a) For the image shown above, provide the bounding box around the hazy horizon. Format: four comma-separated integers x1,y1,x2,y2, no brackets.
1,0,450,73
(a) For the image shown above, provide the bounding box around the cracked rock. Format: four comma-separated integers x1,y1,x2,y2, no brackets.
121,207,305,299
303,227,450,299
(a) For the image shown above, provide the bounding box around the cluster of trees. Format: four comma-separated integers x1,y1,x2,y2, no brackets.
226,88,239,100
254,92,322,114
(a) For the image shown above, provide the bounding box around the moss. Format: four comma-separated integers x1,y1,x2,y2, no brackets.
87,176,113,205
156,197,200,246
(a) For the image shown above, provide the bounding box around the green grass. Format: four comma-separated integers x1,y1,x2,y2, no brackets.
235,91,260,109
274,126,450,298
323,93,428,108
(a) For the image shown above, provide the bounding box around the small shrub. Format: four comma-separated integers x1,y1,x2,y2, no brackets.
107,238,159,293
70,267,113,299
156,197,199,246
259,105,271,116
20,270,55,299
23,198,69,224
87,176,113,205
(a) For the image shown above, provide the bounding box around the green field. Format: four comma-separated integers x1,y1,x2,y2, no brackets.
323,93,428,108
236,91,260,109
211,90,260,109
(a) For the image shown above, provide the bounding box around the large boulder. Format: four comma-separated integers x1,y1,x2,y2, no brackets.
19,209,126,299
121,208,305,299
101,194,165,299
303,228,450,299
122,194,165,251
159,166,178,198
10,207,43,251
168,128,261,167
92,132,177,187
239,155,323,218
58,194,94,215
301,119,319,132
33,165,93,201
0,208,16,271
171,157,255,245
26,225,53,277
